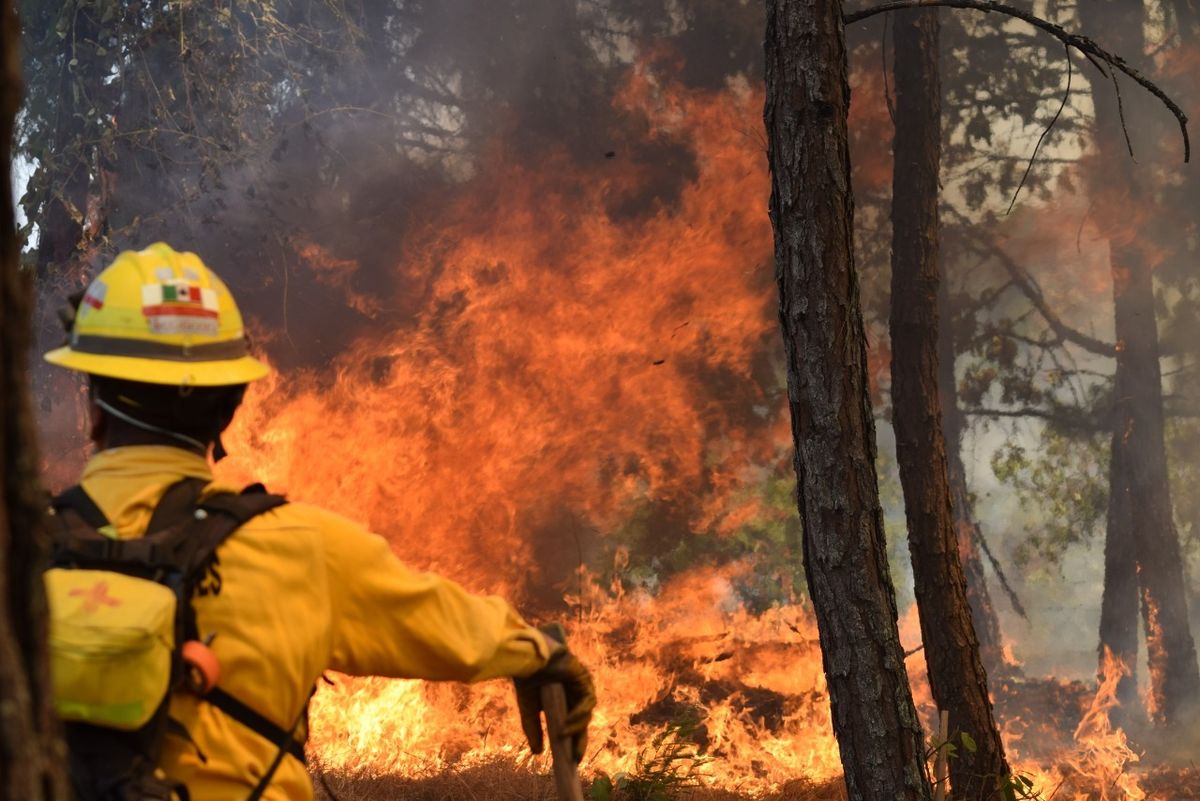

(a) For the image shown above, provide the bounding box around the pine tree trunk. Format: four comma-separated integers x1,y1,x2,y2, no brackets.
888,10,1011,798
1099,423,1140,713
764,3,932,799
1083,0,1200,725
935,247,1008,679
947,450,1004,671
0,1,68,797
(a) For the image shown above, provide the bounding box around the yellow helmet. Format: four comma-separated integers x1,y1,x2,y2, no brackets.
44,243,269,387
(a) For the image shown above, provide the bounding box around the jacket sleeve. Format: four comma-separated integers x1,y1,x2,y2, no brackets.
312,505,552,682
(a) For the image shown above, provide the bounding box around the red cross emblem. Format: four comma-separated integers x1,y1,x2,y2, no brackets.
68,581,122,614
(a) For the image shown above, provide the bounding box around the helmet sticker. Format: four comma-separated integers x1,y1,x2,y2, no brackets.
155,267,175,282
141,282,220,335
82,281,107,311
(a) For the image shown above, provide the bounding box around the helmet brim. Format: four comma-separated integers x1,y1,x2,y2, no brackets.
44,346,270,387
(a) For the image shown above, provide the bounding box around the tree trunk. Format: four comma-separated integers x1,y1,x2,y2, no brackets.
888,10,1011,799
1083,0,1200,725
764,3,932,800
1099,422,1140,713
936,246,1009,678
0,1,68,797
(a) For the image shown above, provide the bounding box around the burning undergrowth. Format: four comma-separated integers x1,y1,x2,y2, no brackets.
301,567,842,794
24,11,1199,791
299,578,1194,800
188,64,1200,799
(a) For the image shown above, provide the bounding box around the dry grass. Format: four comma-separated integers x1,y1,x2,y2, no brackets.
310,760,847,801
313,759,557,801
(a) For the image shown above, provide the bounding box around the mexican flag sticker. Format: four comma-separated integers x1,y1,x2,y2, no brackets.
141,282,220,335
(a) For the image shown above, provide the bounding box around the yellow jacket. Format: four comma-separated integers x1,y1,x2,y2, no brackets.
76,445,552,800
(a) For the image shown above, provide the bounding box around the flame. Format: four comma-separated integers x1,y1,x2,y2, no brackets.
305,567,843,792
213,72,848,793
1141,594,1165,724
197,59,1175,798
218,71,781,600
1004,649,1145,801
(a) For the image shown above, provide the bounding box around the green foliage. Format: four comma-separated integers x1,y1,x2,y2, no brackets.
991,430,1108,571
601,400,805,611
588,719,712,801
924,727,977,766
992,772,1044,801
18,0,361,262
925,728,1044,801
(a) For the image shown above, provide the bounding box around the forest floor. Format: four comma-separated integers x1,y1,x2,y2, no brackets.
310,677,1200,801
311,762,1200,801
312,763,846,801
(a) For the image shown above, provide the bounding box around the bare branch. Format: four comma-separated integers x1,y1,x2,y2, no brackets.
844,0,1191,161
963,405,1103,432
1107,63,1137,161
948,213,1117,357
1007,42,1073,214
972,526,1028,619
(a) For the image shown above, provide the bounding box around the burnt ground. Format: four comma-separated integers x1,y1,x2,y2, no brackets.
312,762,847,801
311,667,1198,799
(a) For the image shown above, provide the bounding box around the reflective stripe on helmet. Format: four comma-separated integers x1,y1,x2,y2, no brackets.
70,334,249,362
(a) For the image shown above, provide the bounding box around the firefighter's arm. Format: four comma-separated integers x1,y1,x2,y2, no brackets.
315,507,552,682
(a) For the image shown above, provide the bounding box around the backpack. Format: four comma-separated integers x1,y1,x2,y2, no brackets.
46,478,310,801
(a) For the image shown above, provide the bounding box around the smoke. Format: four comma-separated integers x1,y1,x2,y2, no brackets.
25,0,1200,695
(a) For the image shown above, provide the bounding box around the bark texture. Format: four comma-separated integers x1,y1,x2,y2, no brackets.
1084,0,1200,725
888,10,1010,799
935,248,1007,677
0,1,68,797
1099,422,1140,712
764,3,932,800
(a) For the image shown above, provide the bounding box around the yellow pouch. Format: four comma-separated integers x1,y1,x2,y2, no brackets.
45,568,176,730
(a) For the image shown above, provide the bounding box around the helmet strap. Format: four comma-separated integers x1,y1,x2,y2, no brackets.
93,397,209,456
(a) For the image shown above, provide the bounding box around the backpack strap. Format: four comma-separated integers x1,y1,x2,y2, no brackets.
51,485,111,529
48,481,285,574
145,477,208,536
180,488,309,796
204,687,308,764
163,489,288,585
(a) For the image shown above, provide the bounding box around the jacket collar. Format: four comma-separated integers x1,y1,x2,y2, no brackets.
82,445,213,482
79,446,214,538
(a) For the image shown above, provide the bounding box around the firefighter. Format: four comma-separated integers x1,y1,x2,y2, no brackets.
44,242,594,800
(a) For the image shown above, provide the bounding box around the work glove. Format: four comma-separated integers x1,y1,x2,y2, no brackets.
513,623,596,764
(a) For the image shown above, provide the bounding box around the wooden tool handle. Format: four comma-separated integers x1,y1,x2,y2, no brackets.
541,683,585,801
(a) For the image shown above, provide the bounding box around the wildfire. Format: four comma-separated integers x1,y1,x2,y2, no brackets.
213,72,840,793
999,649,1145,801
218,69,781,602
306,566,843,791
201,63,1164,798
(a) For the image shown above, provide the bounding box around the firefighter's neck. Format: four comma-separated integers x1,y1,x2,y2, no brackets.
92,410,210,458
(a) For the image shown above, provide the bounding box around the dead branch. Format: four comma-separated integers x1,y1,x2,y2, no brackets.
963,405,1102,433
1007,41,1073,214
971,524,1028,619
949,218,1117,358
845,0,1191,162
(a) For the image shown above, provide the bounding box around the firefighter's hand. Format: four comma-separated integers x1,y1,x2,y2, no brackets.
513,624,595,764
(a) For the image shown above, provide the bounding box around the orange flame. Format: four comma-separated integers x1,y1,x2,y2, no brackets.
214,73,846,792
1005,649,1145,801
199,59,1170,797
